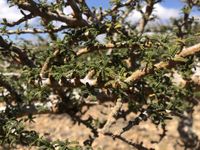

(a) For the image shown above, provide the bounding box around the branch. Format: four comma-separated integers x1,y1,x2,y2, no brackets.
1,13,33,27
0,74,22,102
79,0,99,24
104,0,136,16
98,43,200,135
40,49,60,78
0,36,36,68
80,70,97,86
13,0,88,27
76,42,135,56
119,109,150,135
3,42,200,88
77,42,200,79
98,98,123,134
124,43,200,84
67,0,82,19
56,0,65,15
0,26,68,35
138,0,159,33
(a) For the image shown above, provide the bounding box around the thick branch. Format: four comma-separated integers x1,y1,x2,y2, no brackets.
68,0,82,19
13,0,88,27
40,49,60,78
138,0,159,33
0,36,35,68
125,43,200,84
98,98,122,134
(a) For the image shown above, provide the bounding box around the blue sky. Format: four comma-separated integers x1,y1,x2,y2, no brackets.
87,0,199,12
87,0,183,9
85,0,199,20
162,0,200,13
162,0,184,8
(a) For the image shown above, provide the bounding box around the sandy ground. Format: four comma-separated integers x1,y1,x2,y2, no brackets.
5,102,198,150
